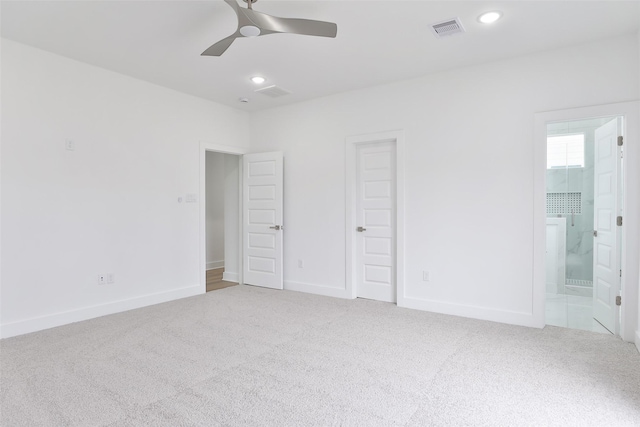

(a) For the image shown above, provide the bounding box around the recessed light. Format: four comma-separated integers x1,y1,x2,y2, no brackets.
251,76,266,84
478,11,502,24
238,97,250,103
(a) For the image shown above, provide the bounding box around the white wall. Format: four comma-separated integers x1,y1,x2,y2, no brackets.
2,34,639,339
0,40,250,338
205,152,225,269
637,30,640,353
223,154,240,282
249,35,640,328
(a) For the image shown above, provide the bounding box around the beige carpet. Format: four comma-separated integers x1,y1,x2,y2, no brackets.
1,285,639,426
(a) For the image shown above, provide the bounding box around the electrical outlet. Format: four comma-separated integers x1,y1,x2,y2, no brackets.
298,259,303,268
107,273,115,284
98,274,107,285
65,139,75,151
423,271,430,281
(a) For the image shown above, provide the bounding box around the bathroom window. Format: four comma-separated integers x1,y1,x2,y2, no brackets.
547,134,585,169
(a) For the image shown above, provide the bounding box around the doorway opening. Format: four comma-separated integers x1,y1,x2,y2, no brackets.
544,116,622,334
205,151,241,292
534,101,639,342
199,143,285,293
199,143,248,294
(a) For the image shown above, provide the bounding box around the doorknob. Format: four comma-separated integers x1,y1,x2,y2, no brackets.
356,226,366,232
269,225,282,230
593,230,598,237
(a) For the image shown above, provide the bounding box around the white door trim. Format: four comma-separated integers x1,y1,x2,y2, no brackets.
346,130,405,304
199,142,249,293
533,101,640,343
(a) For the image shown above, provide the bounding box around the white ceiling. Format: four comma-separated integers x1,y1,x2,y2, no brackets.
2,1,639,112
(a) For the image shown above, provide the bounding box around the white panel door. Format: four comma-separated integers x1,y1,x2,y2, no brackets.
356,142,396,302
593,118,621,333
243,152,283,289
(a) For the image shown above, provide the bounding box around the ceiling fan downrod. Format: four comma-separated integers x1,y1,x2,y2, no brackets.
242,0,257,10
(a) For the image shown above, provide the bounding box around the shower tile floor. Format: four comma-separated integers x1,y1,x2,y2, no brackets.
546,293,611,334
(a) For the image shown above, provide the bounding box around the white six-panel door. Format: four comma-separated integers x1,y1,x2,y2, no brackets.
356,142,396,302
592,118,621,333
243,152,283,289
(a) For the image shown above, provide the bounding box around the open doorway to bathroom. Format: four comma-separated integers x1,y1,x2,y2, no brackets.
544,116,623,334
205,151,241,292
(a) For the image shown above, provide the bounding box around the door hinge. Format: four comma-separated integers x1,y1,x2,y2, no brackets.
617,216,622,226
620,269,622,278
617,136,623,146
616,295,621,306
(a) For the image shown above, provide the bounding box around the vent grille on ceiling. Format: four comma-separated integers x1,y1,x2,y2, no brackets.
255,85,292,98
430,18,465,38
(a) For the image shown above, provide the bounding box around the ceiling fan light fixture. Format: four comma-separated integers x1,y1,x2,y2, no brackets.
251,76,266,84
478,11,502,24
240,25,261,37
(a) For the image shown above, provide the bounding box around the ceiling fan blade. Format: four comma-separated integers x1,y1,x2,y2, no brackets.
202,33,238,56
223,0,240,13
270,17,337,38
201,1,337,57
251,13,337,38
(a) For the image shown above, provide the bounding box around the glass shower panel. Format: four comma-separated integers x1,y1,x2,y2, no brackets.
546,123,571,295
545,122,571,328
564,132,586,291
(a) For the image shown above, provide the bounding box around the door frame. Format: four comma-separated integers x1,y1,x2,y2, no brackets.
532,101,639,342
345,130,405,303
199,142,249,293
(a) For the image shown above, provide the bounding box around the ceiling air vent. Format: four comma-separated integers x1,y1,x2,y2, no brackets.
430,18,465,38
255,85,292,98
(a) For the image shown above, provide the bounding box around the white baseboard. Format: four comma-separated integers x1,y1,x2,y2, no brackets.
0,284,202,339
635,330,640,353
206,260,224,270
399,296,537,328
284,281,349,299
222,271,239,282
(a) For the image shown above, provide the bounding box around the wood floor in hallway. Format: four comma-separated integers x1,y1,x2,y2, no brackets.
206,268,238,292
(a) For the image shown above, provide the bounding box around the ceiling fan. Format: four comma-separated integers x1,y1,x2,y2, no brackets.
202,0,337,56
